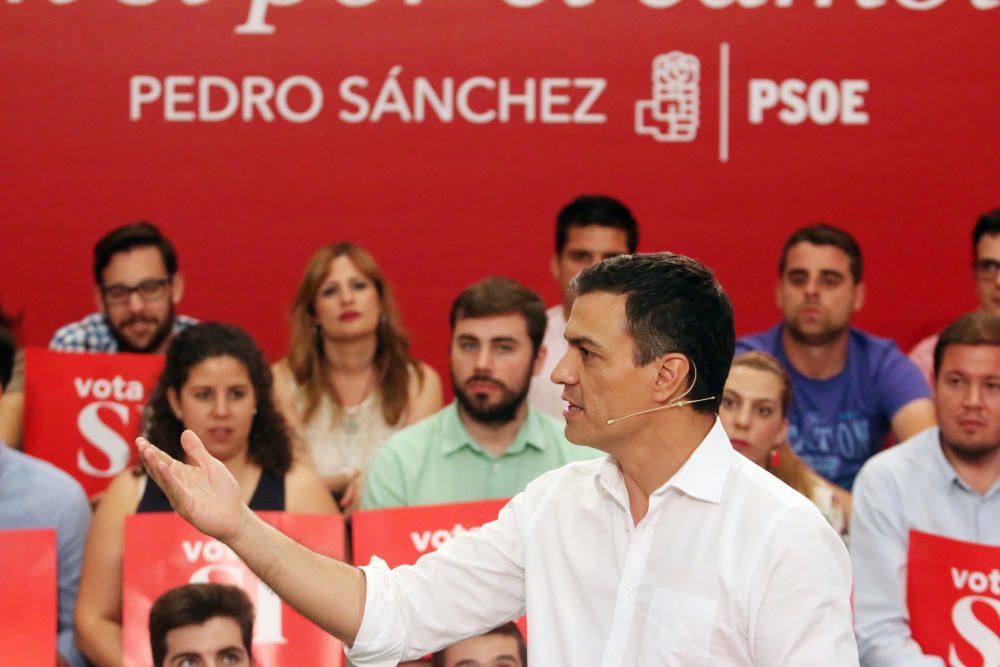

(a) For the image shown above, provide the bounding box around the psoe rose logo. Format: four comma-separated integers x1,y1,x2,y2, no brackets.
635,51,700,143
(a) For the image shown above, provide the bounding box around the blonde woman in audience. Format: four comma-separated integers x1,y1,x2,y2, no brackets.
720,350,851,537
75,323,337,667
272,242,442,512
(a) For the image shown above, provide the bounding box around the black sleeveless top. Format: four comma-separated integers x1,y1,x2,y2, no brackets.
136,468,286,513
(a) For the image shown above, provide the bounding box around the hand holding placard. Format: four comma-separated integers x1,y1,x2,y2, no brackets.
137,430,246,542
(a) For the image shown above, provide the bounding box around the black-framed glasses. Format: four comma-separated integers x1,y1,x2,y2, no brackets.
974,259,1000,281
101,278,171,305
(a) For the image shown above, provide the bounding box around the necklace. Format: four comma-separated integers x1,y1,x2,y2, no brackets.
335,367,375,436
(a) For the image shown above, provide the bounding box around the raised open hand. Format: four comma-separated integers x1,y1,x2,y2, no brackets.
137,430,246,542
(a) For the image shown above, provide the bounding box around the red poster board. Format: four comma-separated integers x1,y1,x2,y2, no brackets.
352,499,508,568
123,512,345,667
0,529,57,666
352,499,527,645
907,530,1000,666
22,348,165,498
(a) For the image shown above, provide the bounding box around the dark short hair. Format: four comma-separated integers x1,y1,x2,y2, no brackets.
148,583,254,667
555,195,639,255
572,253,735,414
933,311,1000,378
431,622,527,667
449,277,547,356
0,304,16,390
972,209,1000,258
145,323,293,475
779,223,863,283
93,221,178,286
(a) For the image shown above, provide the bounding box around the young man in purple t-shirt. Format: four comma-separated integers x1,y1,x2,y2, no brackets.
737,224,935,489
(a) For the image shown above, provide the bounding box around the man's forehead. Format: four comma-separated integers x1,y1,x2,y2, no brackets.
164,616,244,655
563,225,629,252
940,344,1000,374
565,292,627,339
103,245,168,280
453,312,529,338
783,242,852,272
976,233,1000,259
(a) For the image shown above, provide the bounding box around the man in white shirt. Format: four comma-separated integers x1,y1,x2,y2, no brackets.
527,195,638,418
138,252,857,666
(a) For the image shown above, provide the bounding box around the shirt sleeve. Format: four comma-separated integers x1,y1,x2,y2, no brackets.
346,494,527,664
849,460,945,667
54,481,93,667
875,343,931,420
360,441,408,510
747,505,859,666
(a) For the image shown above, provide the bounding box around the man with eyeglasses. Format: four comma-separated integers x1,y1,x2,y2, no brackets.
909,209,1000,386
0,222,196,448
737,223,935,491
49,221,196,353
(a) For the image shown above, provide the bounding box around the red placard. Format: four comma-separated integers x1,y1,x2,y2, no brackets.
352,499,527,646
0,529,57,666
22,348,165,498
352,498,508,568
123,512,345,667
907,530,1000,666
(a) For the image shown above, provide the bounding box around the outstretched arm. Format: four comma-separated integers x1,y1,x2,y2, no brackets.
137,431,367,644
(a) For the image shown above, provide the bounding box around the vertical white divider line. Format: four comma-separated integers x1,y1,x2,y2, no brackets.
719,42,730,164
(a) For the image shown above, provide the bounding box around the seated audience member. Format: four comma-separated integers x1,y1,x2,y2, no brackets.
0,222,196,447
272,242,442,512
0,310,92,667
362,277,599,509
527,195,638,419
148,583,254,667
431,622,527,667
851,312,1000,665
75,323,336,667
910,208,1000,384
720,351,850,537
737,223,935,489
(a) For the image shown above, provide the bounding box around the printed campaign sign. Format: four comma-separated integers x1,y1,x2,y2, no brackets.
0,529,57,666
907,530,1000,667
123,512,345,667
22,348,165,497
352,499,527,646
351,498,509,568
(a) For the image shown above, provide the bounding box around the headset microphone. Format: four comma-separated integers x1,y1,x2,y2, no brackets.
604,361,716,426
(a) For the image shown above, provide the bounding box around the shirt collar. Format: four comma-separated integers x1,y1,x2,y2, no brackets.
928,427,1000,498
594,417,735,505
440,401,546,457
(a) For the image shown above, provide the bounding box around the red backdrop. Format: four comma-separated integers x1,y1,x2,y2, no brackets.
2,0,997,377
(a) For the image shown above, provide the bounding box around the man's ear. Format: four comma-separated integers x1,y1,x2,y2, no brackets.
652,354,689,404
550,254,561,282
94,286,106,314
852,280,866,312
531,344,548,378
170,272,185,305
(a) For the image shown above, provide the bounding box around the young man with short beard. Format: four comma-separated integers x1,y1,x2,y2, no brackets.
851,312,1000,666
361,276,598,509
737,224,934,490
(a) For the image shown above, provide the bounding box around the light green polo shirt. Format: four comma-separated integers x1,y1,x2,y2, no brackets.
361,401,601,509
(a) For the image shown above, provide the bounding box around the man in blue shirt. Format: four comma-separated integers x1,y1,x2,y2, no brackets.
851,312,1000,666
0,309,92,667
738,224,934,489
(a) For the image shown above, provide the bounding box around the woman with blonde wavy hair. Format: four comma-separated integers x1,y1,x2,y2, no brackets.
272,243,442,511
720,351,851,538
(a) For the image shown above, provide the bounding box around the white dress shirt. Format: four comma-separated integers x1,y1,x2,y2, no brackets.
527,304,569,419
346,419,858,666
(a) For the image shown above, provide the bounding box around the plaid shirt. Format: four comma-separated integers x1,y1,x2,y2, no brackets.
49,312,198,352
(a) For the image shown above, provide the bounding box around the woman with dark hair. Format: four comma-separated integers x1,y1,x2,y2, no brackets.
720,351,851,538
75,323,337,667
272,242,442,511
